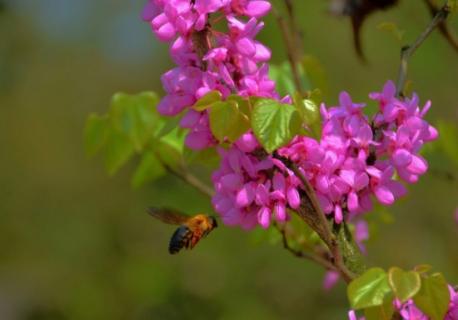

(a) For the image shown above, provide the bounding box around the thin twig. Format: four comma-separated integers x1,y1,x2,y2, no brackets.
274,223,337,271
396,3,451,97
283,0,305,62
155,151,214,198
272,6,304,94
164,164,215,198
423,0,458,52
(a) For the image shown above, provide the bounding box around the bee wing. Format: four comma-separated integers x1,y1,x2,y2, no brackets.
147,207,190,225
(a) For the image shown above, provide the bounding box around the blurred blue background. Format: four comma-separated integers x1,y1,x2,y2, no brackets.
0,0,457,319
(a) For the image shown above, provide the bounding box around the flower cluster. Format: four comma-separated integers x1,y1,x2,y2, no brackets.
348,285,458,320
282,81,437,223
142,0,274,150
212,133,301,229
212,81,438,229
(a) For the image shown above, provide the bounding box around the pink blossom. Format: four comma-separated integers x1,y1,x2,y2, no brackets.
142,0,275,150
323,270,340,291
212,133,302,229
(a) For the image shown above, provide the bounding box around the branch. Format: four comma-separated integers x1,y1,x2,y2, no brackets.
272,6,304,94
154,151,214,198
274,223,337,271
423,0,458,52
396,3,452,97
164,164,215,198
274,154,356,283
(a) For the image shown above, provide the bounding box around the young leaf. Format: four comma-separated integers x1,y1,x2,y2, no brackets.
156,127,186,170
84,113,109,156
209,100,250,143
413,273,451,320
131,151,165,188
155,116,179,139
293,94,322,138
364,292,395,320
387,267,421,303
110,91,159,151
347,268,392,310
104,130,135,176
269,62,297,97
251,99,302,153
192,90,222,112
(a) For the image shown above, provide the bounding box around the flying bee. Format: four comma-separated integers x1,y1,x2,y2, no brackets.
147,207,218,254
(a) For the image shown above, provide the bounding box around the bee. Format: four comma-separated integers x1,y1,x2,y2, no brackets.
147,207,218,254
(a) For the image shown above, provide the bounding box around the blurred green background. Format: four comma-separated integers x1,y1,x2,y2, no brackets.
1,0,457,319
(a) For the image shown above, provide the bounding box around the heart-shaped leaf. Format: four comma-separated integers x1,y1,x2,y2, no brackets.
364,292,395,320
388,267,421,303
209,100,250,143
192,91,222,111
413,273,451,320
347,268,392,310
251,99,302,153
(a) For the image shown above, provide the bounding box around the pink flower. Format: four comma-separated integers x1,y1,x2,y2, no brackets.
446,286,458,320
142,0,275,150
323,270,340,291
228,0,272,18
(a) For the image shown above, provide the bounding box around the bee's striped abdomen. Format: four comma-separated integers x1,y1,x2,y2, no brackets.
169,225,192,254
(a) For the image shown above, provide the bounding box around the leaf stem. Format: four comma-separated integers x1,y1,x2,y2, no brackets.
396,2,451,97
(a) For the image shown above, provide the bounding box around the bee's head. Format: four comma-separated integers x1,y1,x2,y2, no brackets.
210,216,218,228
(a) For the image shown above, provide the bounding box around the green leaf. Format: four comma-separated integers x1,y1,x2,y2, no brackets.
192,90,222,111
251,99,302,153
110,92,159,151
413,273,451,320
293,94,322,138
104,130,135,176
388,267,421,303
269,62,298,97
155,116,179,139
308,88,323,105
302,55,328,96
155,127,187,171
336,223,366,276
159,127,186,155
84,113,109,156
227,94,252,118
364,293,395,320
131,151,165,188
209,100,250,143
347,268,392,310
